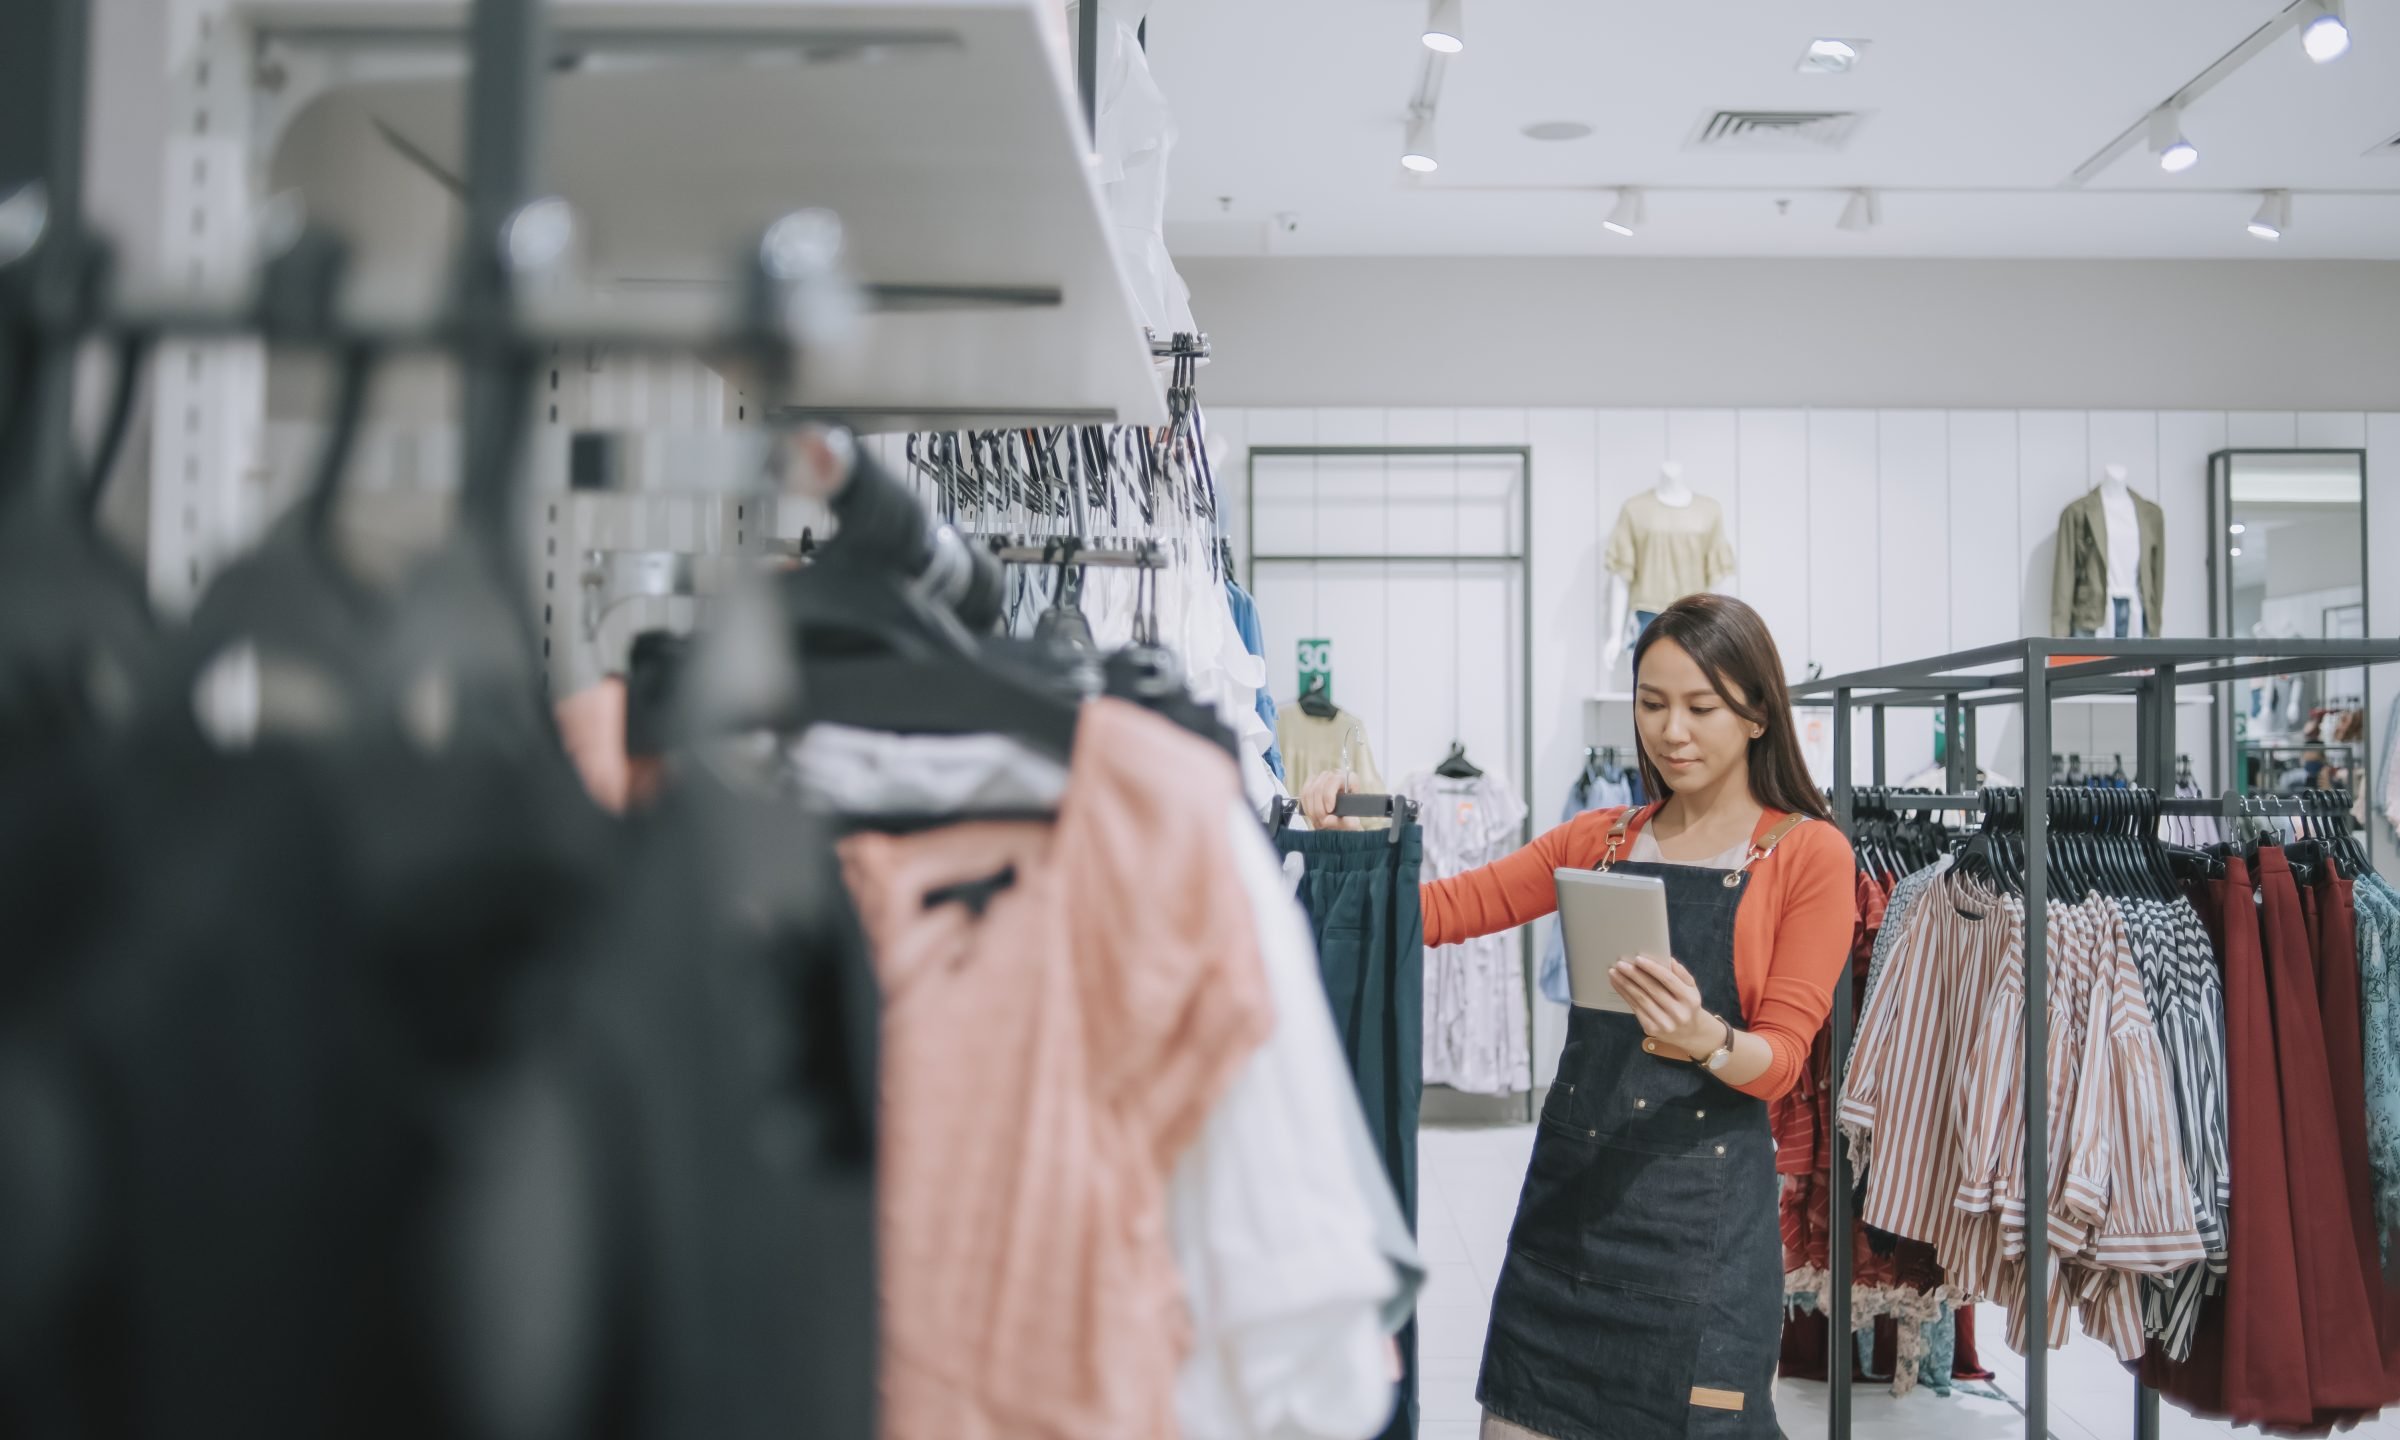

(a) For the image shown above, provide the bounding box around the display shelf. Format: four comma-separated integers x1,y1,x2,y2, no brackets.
240,0,1165,430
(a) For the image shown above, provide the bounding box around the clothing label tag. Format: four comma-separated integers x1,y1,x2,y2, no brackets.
1690,1387,1746,1412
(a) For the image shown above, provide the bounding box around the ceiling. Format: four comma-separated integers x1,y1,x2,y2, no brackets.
1145,0,2400,258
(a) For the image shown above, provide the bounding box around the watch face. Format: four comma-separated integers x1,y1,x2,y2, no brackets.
1706,1048,1732,1072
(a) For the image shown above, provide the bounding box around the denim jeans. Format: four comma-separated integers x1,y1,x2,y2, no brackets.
1275,824,1427,1440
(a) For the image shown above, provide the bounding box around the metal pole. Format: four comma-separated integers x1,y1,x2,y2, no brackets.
2142,666,2178,796
456,0,550,583
1871,705,1888,787
1519,451,1536,1115
1944,694,1966,794
1827,688,1855,1440
2133,664,2171,1440
1078,0,1100,145
2022,643,2053,1440
0,0,95,512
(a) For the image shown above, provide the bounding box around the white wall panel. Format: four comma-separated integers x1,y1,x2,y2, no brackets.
1386,410,1458,447
2017,411,2092,641
1206,408,1251,571
1383,561,1456,779
1312,409,1388,558
2087,412,2160,506
1666,410,1741,565
2227,411,2300,447
1806,410,1881,679
1947,412,2021,652
1251,563,1315,705
1877,411,1950,671
1458,409,1531,446
1244,409,1317,557
1735,411,1810,680
1594,411,1671,687
1452,567,1525,782
2298,412,2369,449
1385,411,1458,555
1525,408,1595,1086
1313,566,1393,757
2158,411,2227,640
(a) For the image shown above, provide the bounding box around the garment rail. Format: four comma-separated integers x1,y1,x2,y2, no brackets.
1793,636,2400,1440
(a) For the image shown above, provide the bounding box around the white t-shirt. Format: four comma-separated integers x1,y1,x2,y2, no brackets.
2102,487,2143,632
1171,800,1410,1440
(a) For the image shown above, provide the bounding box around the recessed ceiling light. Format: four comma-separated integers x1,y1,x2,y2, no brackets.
1798,38,1864,73
1423,0,1465,53
1603,188,1644,237
2247,189,2291,240
1522,120,1594,142
2149,107,2199,173
2229,523,2247,535
2302,0,2348,62
1401,109,1440,173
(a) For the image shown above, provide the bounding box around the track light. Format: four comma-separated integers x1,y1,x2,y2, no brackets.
2247,189,2291,241
1837,189,1879,232
1798,38,1862,73
1401,109,1439,173
1603,188,1644,237
1423,0,1465,53
2302,0,2349,61
2148,107,2199,173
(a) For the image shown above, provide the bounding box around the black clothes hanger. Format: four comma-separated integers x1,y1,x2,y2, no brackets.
1296,676,1338,719
774,452,1080,763
1434,741,1483,780
1101,555,1237,758
1030,538,1097,656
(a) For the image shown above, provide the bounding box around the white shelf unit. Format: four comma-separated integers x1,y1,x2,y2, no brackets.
148,0,1165,687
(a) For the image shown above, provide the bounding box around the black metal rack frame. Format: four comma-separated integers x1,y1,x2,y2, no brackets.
1792,635,2400,1440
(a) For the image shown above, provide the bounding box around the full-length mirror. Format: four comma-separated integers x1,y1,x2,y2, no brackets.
2209,448,2372,865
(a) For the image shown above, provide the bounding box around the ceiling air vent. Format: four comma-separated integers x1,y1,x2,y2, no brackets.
1689,110,1866,153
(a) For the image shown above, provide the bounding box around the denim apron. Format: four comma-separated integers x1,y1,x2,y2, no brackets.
1477,810,1807,1440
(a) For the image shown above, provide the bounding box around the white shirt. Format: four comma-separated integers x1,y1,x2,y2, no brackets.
2102,486,2141,607
1173,799,1411,1440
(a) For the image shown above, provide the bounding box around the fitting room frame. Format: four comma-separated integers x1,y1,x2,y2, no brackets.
1245,443,1539,1107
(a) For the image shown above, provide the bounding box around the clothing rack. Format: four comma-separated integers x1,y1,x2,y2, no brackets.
1793,636,2400,1440
975,536,1166,569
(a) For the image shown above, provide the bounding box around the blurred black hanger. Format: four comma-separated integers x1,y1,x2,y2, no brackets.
1434,741,1483,779
0,231,162,760
779,451,1078,763
1296,675,1338,720
157,231,385,705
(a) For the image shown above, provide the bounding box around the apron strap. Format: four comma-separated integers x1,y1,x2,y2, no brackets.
1737,813,1813,872
1594,803,1658,873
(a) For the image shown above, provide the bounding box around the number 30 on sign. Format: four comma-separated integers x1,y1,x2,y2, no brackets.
1297,638,1332,695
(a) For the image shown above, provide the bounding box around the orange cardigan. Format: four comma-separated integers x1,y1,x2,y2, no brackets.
1423,804,1857,1102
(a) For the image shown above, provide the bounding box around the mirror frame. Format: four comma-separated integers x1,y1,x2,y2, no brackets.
2206,445,2372,864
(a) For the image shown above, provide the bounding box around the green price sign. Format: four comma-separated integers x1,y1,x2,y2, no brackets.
1297,637,1333,697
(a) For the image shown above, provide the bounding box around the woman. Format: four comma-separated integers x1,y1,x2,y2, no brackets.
1303,593,1855,1440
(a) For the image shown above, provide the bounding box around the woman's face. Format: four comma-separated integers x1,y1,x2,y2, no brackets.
1636,638,1758,796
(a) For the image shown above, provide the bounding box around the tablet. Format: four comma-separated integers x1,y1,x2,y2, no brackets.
1555,868,1673,1014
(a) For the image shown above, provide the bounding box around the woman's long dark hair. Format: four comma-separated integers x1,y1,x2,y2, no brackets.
1630,594,1833,823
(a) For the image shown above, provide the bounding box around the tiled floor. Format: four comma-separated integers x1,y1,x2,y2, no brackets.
1417,1123,2400,1440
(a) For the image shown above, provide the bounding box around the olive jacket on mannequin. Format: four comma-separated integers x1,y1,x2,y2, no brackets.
2051,485,2164,637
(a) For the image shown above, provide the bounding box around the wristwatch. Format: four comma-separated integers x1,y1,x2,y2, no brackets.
1697,1016,1737,1074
